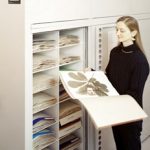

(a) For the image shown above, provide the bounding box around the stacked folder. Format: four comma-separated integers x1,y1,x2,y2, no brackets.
33,112,56,134
59,84,71,103
33,54,57,73
33,73,57,94
59,100,82,138
33,39,56,53
33,129,56,150
33,92,57,114
60,134,81,150
59,35,79,47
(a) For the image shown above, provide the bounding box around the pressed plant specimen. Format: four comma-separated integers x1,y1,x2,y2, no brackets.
67,72,109,96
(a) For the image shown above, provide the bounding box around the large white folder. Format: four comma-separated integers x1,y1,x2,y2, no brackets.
59,71,147,129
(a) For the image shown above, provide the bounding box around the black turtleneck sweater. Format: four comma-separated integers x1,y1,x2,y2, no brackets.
106,43,149,107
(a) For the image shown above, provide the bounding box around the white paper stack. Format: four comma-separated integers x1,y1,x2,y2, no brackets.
33,54,57,73
33,39,56,53
33,92,57,114
78,95,147,129
33,73,57,94
59,35,79,47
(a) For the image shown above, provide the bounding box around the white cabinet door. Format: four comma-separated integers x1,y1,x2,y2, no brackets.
91,0,131,18
138,19,150,141
31,0,90,24
131,0,150,14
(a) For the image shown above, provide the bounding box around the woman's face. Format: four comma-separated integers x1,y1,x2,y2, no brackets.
116,21,133,45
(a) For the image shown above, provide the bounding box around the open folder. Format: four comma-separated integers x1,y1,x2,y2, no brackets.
59,71,147,129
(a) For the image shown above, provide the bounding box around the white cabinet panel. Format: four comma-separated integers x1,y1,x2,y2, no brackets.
91,0,131,18
31,0,90,24
138,19,150,140
131,0,150,14
101,128,116,150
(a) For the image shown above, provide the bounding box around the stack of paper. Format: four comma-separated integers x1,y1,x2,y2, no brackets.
33,73,57,94
33,129,56,150
33,54,57,73
33,92,57,114
33,39,56,53
59,100,82,126
33,112,56,134
60,134,81,150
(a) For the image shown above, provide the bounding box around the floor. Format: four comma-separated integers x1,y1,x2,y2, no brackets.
142,136,150,150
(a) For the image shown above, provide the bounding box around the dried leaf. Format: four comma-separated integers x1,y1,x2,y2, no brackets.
77,72,87,81
99,83,108,90
68,72,82,80
78,83,88,93
92,81,109,92
87,82,95,88
68,72,88,81
94,88,108,96
68,81,86,88
89,77,96,83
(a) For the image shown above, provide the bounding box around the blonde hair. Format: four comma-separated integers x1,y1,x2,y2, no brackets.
116,16,145,53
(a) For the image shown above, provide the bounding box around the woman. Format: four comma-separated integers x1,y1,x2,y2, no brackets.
106,16,149,150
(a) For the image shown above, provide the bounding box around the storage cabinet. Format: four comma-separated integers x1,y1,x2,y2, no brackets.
32,27,86,150
1,1,150,150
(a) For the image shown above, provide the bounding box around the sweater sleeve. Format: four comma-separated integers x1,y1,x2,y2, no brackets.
125,61,149,107
105,49,113,76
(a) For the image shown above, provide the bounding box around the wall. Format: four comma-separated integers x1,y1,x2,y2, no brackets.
0,1,25,150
